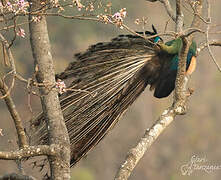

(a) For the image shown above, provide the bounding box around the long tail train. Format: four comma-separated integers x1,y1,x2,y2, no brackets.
31,26,196,166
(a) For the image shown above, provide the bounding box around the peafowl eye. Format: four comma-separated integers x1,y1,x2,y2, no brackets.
31,25,197,166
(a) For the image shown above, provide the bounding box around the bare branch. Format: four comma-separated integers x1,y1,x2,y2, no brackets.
191,0,203,28
122,24,176,41
146,0,176,22
0,78,28,148
176,0,184,32
0,145,58,160
0,33,16,71
29,1,70,178
198,40,221,53
205,0,221,72
159,0,176,22
37,12,100,22
173,36,191,110
0,33,17,99
115,108,175,180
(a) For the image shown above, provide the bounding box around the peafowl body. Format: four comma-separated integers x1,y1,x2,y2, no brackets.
31,26,197,166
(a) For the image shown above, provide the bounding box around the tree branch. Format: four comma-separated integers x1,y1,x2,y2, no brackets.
115,108,175,180
0,145,58,160
159,0,176,22
175,0,184,33
115,1,203,179
29,1,70,179
198,40,221,53
205,0,221,72
0,78,28,148
146,0,176,22
0,33,17,99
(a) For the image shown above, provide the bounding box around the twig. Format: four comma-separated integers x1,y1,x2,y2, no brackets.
38,12,100,22
122,24,176,41
183,27,204,36
0,33,17,99
205,0,221,72
0,34,16,68
0,73,15,99
164,19,170,32
8,17,17,49
191,0,203,28
159,0,176,22
198,40,221,53
186,0,209,25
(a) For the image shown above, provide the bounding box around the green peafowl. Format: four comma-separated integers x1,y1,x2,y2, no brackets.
31,25,197,166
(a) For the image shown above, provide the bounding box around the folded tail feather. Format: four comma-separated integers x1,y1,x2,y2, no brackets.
31,35,164,166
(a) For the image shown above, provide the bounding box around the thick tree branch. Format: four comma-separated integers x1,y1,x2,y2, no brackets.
173,36,191,110
29,1,70,179
175,0,184,33
115,108,175,180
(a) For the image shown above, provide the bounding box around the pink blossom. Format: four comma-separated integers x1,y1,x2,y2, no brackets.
17,0,25,8
16,0,29,12
6,2,13,12
120,8,126,18
74,0,85,11
32,16,41,23
112,8,127,29
112,12,122,21
112,8,127,21
56,79,67,94
17,28,25,38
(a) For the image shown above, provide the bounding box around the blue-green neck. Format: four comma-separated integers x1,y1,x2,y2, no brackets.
158,38,197,70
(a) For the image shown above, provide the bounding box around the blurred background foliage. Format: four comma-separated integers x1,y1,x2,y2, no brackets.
0,0,221,179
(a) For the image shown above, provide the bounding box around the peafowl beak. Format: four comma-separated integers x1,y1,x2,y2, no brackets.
153,41,163,52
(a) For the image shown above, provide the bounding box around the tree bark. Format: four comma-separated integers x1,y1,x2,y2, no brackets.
28,1,70,179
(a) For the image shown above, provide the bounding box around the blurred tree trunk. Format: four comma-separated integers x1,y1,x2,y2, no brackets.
29,1,70,179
